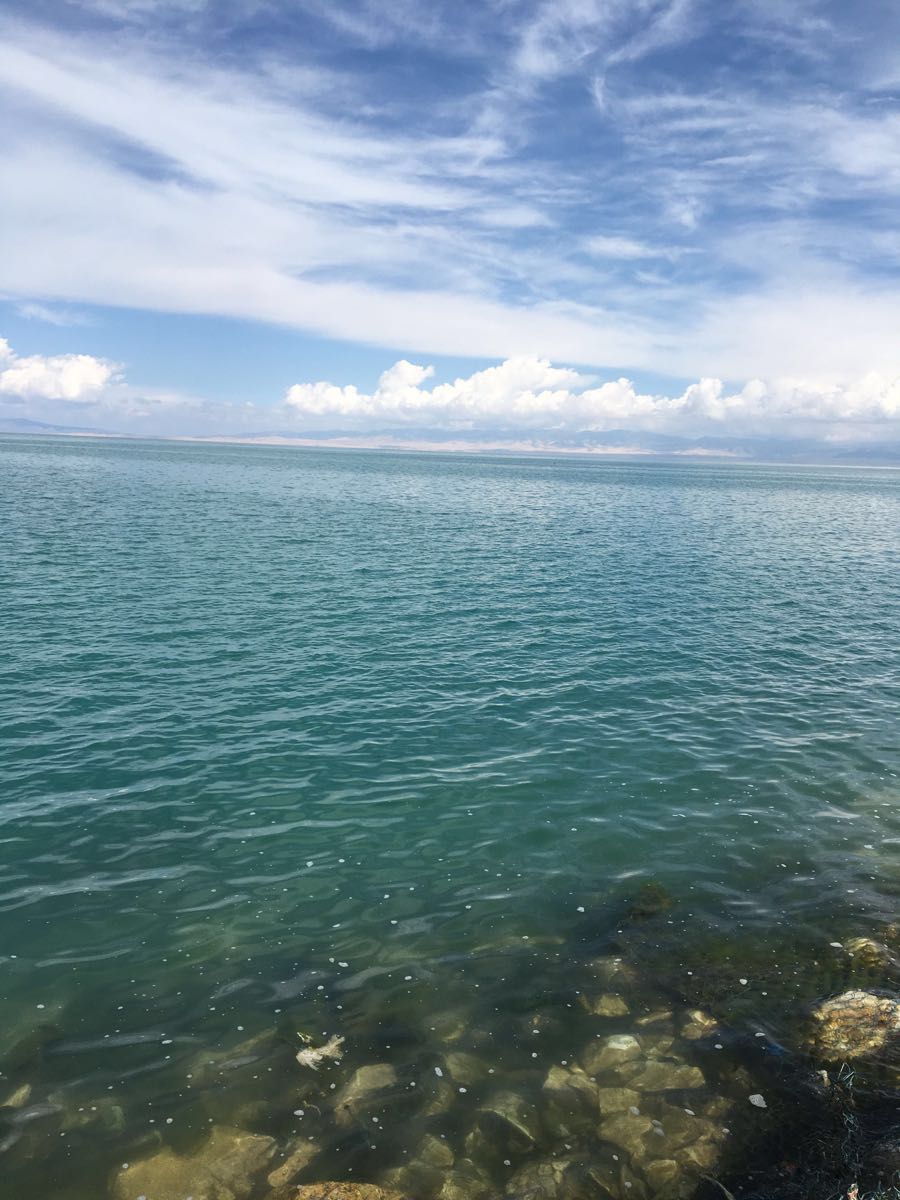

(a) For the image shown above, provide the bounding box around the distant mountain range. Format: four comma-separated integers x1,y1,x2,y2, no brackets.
0,416,115,436
232,426,900,465
3,416,900,465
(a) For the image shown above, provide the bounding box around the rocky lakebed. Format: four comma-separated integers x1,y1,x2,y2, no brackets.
2,887,899,1200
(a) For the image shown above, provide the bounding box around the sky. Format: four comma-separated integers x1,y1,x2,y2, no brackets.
1,0,900,445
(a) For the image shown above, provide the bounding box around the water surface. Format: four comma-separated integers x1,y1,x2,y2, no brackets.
1,437,898,1198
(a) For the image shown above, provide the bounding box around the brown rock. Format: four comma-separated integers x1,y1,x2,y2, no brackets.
436,1158,493,1200
596,1087,641,1114
807,990,900,1061
844,938,895,972
680,1010,719,1041
581,993,630,1018
334,1064,398,1126
267,1140,321,1191
599,1110,653,1157
289,1186,406,1200
581,1034,642,1075
618,1060,705,1092
111,1126,275,1200
444,1052,489,1086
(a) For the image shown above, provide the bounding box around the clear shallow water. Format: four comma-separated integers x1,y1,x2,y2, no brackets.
1,436,898,1200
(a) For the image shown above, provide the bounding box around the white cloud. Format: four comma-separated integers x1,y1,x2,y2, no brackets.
585,234,660,259
1,10,900,389
4,333,900,444
283,355,900,439
0,339,118,401
17,302,88,326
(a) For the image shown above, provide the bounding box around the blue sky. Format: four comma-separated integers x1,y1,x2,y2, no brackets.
1,0,899,442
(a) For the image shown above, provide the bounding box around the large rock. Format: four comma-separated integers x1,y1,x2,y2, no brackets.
186,1031,277,1088
598,1110,654,1158
543,1066,598,1109
844,938,896,973
380,1164,443,1197
618,1060,705,1092
580,994,629,1018
650,1103,727,1162
289,1186,406,1200
0,1083,32,1108
415,1134,455,1169
596,1087,640,1114
334,1064,398,1126
267,1140,321,1193
680,1010,719,1041
436,1158,493,1200
466,1091,541,1161
505,1157,574,1200
586,957,639,990
581,1034,642,1076
542,1065,599,1137
807,990,900,1061
111,1125,275,1200
444,1052,489,1087
643,1158,681,1196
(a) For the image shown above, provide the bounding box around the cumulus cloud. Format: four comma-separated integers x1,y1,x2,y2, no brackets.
0,338,118,401
283,356,900,440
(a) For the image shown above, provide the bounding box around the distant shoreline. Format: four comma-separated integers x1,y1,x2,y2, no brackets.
2,427,900,469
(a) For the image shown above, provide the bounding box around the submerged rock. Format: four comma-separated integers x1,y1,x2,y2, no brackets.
505,1156,574,1200
586,957,639,991
187,1030,278,1088
649,1103,726,1159
807,989,900,1061
0,1083,32,1108
679,1010,719,1041
641,1034,676,1060
581,1034,642,1075
416,1133,455,1170
580,994,629,1018
626,883,673,921
599,1110,654,1157
444,1051,489,1087
111,1125,275,1200
334,1063,398,1126
635,1011,673,1029
618,1060,705,1092
466,1091,542,1160
420,1075,456,1117
429,1011,471,1044
266,1139,321,1192
596,1086,640,1114
542,1065,599,1137
380,1162,444,1197
643,1158,680,1194
58,1096,126,1134
436,1157,493,1200
290,1186,406,1200
1,1022,64,1074
844,937,897,973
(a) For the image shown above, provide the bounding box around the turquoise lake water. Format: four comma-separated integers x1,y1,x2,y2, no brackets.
1,435,898,1200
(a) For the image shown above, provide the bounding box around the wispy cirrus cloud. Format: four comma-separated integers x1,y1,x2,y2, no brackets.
0,0,899,408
